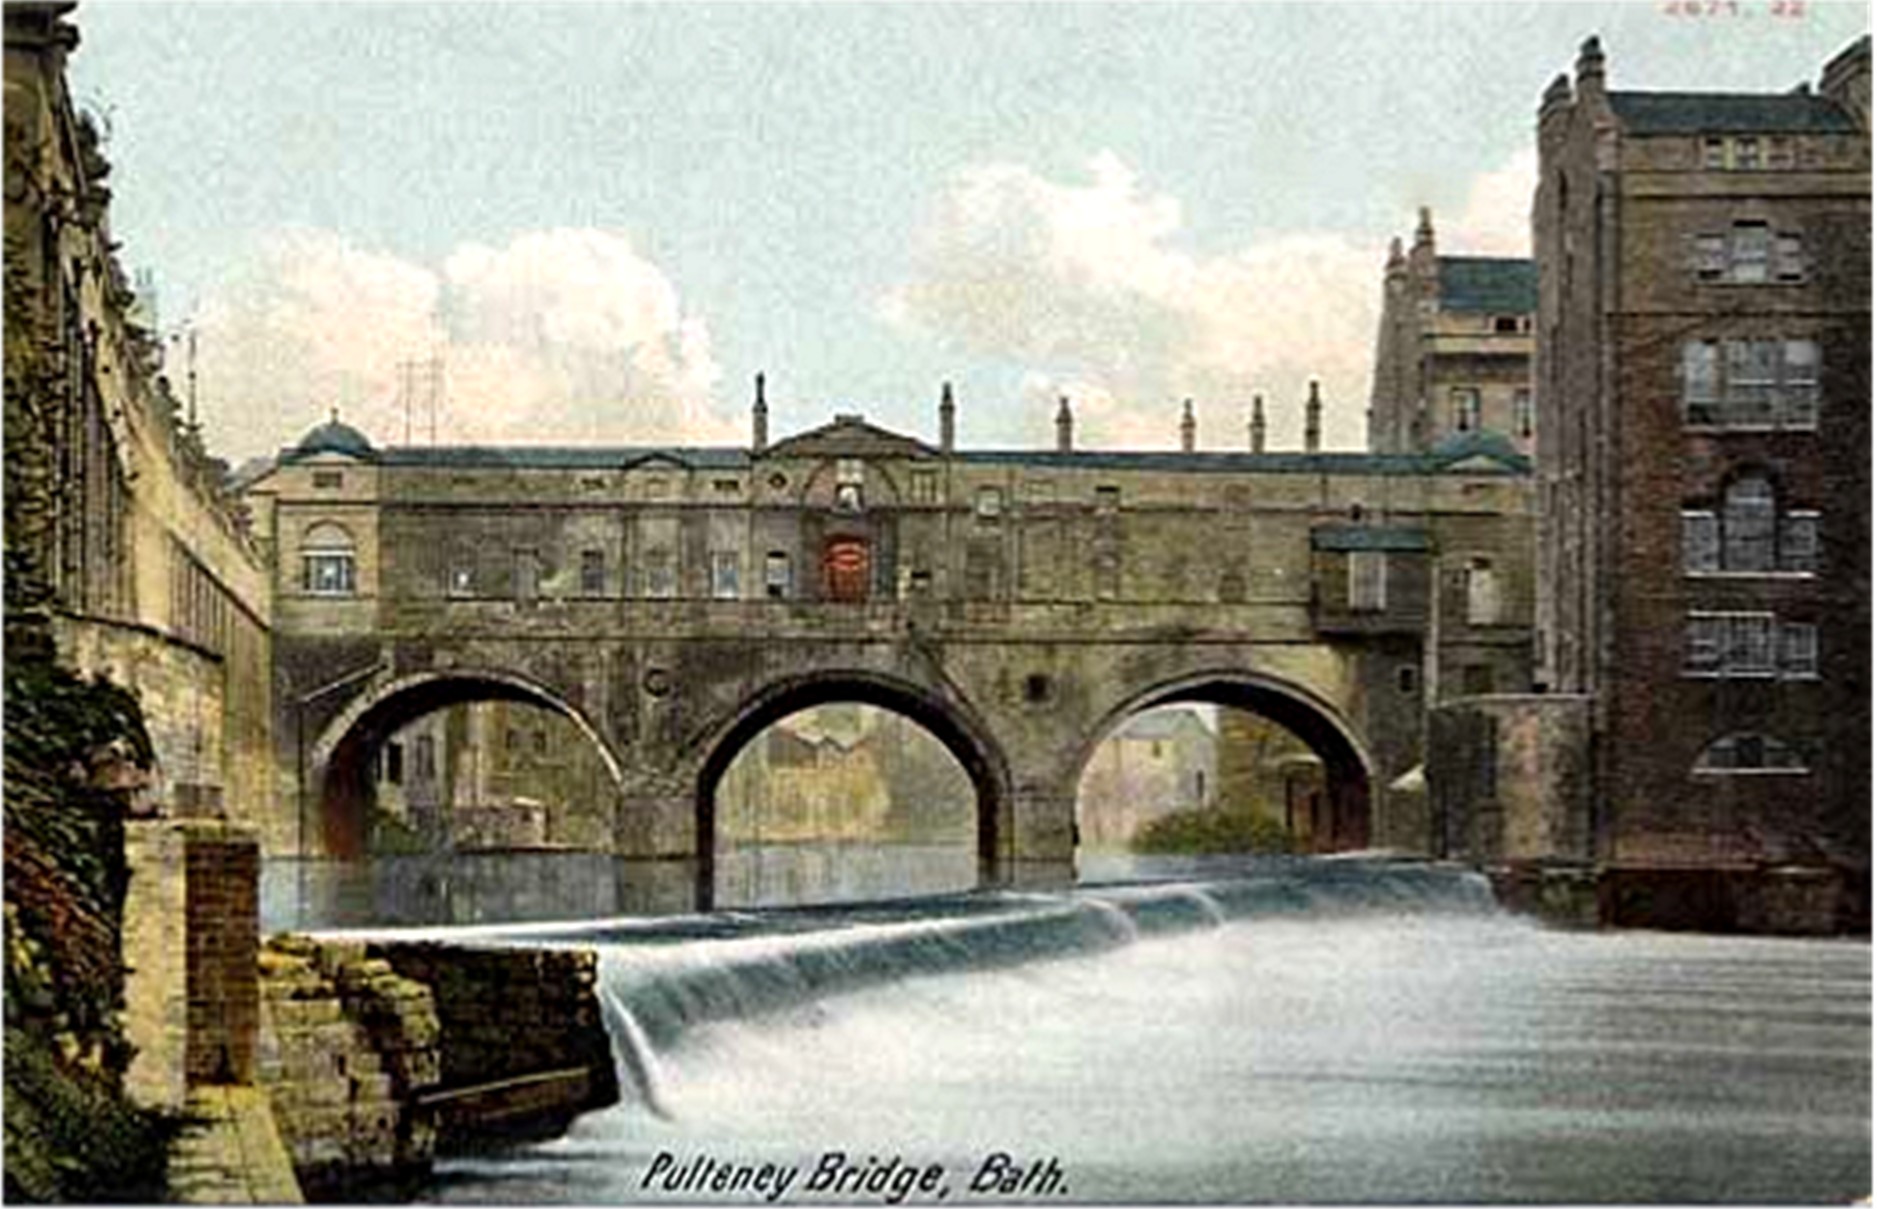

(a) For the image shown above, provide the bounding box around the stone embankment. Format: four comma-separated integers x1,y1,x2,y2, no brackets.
253,936,617,1199
1491,860,1865,934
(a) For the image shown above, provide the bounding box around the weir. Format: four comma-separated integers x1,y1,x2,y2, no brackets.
416,856,1868,1206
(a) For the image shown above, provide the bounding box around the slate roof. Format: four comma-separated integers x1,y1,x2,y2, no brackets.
371,446,751,470
1608,90,1859,134
1437,257,1537,315
958,447,1529,476
1310,524,1432,553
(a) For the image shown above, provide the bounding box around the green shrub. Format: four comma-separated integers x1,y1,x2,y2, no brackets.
1130,807,1298,855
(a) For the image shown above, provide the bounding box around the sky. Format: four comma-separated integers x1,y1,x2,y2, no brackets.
68,1,1870,463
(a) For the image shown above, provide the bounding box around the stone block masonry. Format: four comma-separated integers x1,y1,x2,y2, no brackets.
186,825,260,1085
256,937,440,1198
368,943,620,1149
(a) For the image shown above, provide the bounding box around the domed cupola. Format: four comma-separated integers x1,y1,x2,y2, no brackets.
289,409,376,461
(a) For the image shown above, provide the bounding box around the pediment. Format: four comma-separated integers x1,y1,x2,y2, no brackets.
764,415,937,461
1442,453,1520,474
619,450,689,473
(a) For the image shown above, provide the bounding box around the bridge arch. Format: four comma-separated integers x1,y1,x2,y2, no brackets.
308,668,627,860
690,670,1012,895
1074,669,1377,854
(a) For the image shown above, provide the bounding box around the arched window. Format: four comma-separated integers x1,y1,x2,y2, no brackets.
301,522,357,596
1692,733,1808,775
1682,473,1818,575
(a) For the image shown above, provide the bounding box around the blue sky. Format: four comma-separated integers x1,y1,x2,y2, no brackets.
70,2,1869,461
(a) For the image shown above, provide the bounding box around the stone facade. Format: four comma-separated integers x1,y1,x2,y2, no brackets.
4,2,276,840
243,403,1538,895
1534,36,1871,876
1077,708,1218,848
1368,208,1536,456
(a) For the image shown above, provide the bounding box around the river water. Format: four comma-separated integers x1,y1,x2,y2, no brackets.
392,860,1870,1206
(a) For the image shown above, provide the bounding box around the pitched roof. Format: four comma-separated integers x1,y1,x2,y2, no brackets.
763,414,939,460
1436,257,1537,314
959,448,1529,476
1608,90,1859,134
371,446,750,470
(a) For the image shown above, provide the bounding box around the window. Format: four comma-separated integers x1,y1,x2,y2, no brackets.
1730,223,1769,283
1685,612,1815,678
911,470,939,504
1682,510,1720,573
1696,224,1804,285
1779,512,1819,574
1721,478,1776,572
1493,315,1520,334
580,549,606,596
1685,478,1818,576
300,523,357,596
1682,339,1819,429
382,742,404,786
1094,486,1121,512
312,470,344,490
1703,137,1728,170
764,551,792,599
413,735,436,783
1694,733,1808,775
1766,137,1795,170
1025,479,1056,505
837,458,864,486
1513,389,1534,440
1450,387,1481,433
713,478,740,496
1780,621,1818,677
909,568,933,596
1465,558,1501,626
448,563,474,597
1348,551,1387,612
1774,234,1804,281
711,550,740,599
975,486,1003,520
1396,665,1419,696
1734,136,1760,170
644,549,676,599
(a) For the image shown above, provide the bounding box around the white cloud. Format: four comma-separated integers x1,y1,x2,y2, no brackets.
1447,147,1539,257
885,148,1540,451
193,226,736,459
883,152,1378,451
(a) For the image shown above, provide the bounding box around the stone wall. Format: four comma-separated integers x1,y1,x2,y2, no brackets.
1427,694,1593,863
368,943,619,1148
255,938,440,1198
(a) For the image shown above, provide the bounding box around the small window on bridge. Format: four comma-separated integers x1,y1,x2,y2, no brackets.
911,470,938,504
301,523,357,597
765,552,792,599
1396,665,1419,696
1348,551,1387,612
312,470,343,489
975,487,1003,520
580,549,606,596
712,550,741,599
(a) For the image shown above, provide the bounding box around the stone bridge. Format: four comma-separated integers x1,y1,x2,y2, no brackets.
246,399,1535,906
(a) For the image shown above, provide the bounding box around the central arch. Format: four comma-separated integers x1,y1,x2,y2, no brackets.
691,670,1012,904
1074,669,1377,857
309,669,627,860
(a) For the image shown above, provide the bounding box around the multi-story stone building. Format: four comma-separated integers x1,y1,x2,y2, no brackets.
1369,209,1537,456
4,1,275,835
1532,37,1870,886
243,383,1536,864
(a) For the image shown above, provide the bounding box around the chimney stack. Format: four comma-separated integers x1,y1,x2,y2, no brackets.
1304,380,1322,453
752,372,768,453
1575,35,1606,99
939,381,956,454
1055,395,1074,453
1180,398,1196,453
1249,394,1266,454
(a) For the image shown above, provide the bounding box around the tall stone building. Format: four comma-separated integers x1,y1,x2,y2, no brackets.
1369,208,1537,456
4,1,275,835
1533,36,1870,879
